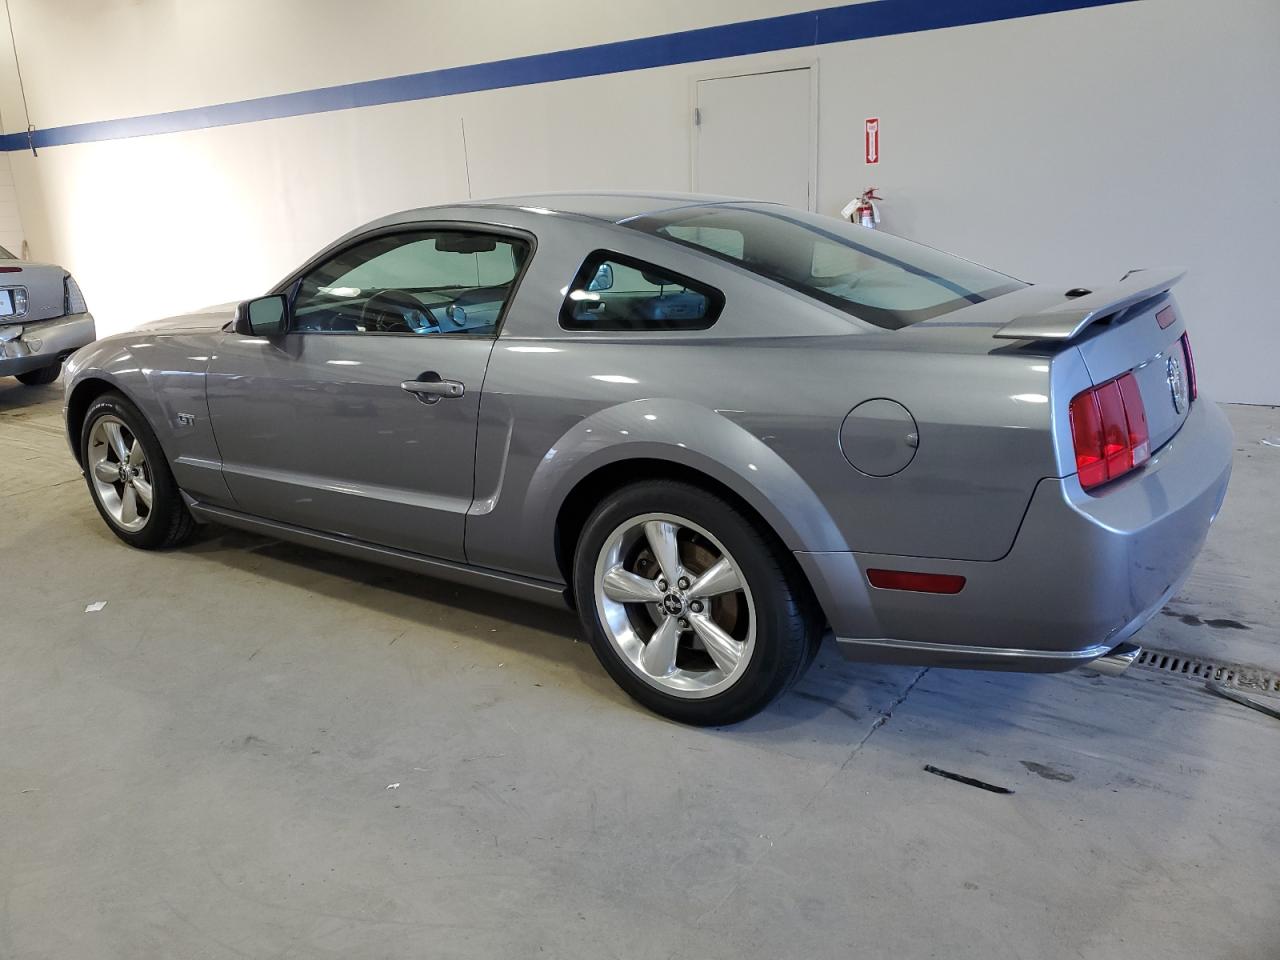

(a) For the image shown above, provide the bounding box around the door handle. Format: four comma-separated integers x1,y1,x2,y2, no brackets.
400,374,465,403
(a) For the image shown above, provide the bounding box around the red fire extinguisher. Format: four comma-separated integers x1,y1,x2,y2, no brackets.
842,188,882,229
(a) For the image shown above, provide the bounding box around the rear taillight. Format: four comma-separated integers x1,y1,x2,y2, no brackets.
1180,332,1197,401
64,274,87,315
1069,372,1150,491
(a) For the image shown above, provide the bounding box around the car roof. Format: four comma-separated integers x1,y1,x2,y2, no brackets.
404,191,771,225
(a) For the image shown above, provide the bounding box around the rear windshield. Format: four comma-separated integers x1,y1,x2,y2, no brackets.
626,205,1023,330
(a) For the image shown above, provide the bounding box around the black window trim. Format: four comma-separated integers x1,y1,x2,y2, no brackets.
558,249,725,333
270,221,537,340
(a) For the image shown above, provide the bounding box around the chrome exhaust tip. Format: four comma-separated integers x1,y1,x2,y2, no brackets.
1087,642,1142,677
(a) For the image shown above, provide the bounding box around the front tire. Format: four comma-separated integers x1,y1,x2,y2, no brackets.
573,480,820,725
16,362,61,386
80,391,195,549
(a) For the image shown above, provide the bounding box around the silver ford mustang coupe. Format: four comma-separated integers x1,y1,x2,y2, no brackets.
63,193,1232,725
0,247,95,385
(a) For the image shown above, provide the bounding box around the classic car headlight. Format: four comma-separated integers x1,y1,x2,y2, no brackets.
64,273,87,314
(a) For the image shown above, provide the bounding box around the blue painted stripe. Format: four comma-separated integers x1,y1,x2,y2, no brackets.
0,0,1134,152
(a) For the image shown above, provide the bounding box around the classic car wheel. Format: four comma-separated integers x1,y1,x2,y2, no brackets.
574,480,819,725
16,362,61,386
81,392,195,549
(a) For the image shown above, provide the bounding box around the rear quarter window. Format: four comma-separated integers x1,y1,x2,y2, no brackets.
559,251,724,332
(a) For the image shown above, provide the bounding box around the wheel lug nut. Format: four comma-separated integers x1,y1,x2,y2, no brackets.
678,618,688,628
656,579,667,592
677,577,690,590
689,601,703,613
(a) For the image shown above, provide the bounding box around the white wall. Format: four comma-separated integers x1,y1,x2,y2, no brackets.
0,152,24,257
1,0,1276,402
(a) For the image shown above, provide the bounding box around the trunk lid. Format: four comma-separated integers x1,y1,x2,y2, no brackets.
986,267,1192,456
1072,296,1191,454
0,262,67,323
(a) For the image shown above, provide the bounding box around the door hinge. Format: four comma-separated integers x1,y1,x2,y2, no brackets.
693,107,702,127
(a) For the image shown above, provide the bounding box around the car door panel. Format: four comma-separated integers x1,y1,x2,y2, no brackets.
203,225,532,562
207,331,492,561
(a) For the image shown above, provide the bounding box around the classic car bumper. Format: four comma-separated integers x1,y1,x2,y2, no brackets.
798,397,1233,672
0,312,96,376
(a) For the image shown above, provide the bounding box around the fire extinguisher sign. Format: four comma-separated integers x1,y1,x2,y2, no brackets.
865,117,880,164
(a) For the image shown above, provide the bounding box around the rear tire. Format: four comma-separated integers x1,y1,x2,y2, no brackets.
573,480,820,725
80,391,195,549
16,362,61,385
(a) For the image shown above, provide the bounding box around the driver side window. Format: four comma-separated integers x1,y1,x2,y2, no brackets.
291,229,530,337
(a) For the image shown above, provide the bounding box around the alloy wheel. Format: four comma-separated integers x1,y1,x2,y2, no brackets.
87,416,153,533
593,512,756,699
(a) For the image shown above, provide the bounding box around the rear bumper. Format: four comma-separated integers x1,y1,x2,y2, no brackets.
0,312,96,376
799,397,1233,672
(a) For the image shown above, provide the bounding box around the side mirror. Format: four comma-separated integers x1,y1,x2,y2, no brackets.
235,294,288,336
586,262,614,292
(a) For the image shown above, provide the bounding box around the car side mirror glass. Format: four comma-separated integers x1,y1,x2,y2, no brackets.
586,262,614,292
236,294,288,336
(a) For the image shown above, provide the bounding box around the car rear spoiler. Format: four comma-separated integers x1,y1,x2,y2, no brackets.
993,267,1186,341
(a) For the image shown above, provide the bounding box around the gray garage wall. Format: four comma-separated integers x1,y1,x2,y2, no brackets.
0,0,1275,403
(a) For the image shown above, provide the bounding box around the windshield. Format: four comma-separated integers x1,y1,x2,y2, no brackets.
626,204,1023,330
0,245,15,260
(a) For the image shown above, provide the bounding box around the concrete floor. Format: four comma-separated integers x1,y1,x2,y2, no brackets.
2,381,1278,960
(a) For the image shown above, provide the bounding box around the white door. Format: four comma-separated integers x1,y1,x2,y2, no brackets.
694,68,814,210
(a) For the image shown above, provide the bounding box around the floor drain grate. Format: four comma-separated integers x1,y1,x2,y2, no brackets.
1135,648,1280,693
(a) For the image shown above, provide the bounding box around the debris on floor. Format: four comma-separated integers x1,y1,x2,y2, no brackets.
84,601,107,613
386,782,401,790
923,764,1014,795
